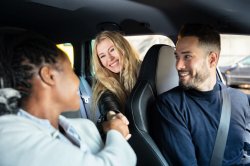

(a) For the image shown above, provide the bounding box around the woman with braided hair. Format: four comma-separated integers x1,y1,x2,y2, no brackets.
0,30,136,166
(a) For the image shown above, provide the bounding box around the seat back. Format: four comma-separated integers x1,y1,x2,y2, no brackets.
62,76,100,124
126,44,178,166
247,94,250,105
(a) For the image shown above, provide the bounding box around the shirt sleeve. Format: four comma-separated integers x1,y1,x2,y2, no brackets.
0,115,136,166
151,96,198,166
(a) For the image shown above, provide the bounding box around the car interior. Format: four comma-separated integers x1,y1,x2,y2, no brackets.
126,44,177,166
1,0,250,165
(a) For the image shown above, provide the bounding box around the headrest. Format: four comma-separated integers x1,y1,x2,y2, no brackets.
138,44,178,95
0,88,20,115
156,45,178,94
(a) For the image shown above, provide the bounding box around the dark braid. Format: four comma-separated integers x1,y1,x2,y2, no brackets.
1,29,62,100
10,32,60,99
0,29,66,115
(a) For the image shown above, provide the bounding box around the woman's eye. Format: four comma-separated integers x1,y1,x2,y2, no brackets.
99,54,105,59
110,48,115,52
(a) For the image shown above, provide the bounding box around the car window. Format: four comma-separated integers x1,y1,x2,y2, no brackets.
240,56,250,66
219,35,250,66
125,35,175,60
219,34,250,94
57,43,74,67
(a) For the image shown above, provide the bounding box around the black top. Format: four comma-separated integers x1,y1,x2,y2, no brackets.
98,90,121,119
96,90,121,139
151,82,250,166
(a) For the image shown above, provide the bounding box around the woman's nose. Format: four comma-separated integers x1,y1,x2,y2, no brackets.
108,53,114,61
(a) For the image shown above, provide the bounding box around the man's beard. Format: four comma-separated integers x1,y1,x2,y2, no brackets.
179,67,209,90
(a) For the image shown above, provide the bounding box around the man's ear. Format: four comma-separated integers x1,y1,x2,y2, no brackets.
209,52,219,67
39,66,56,86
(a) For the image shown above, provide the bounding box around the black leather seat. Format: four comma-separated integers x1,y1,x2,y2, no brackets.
125,44,178,166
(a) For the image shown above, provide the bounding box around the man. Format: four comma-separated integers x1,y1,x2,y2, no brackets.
151,24,250,165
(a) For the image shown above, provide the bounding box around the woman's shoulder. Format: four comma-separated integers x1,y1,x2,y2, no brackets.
0,114,52,137
0,114,34,126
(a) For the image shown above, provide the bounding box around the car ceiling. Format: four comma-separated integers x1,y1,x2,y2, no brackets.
0,0,250,43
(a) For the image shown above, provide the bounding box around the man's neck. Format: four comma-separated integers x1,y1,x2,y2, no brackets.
196,75,216,92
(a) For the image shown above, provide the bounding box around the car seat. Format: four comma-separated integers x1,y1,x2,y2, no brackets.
125,44,178,166
247,94,250,105
62,76,100,124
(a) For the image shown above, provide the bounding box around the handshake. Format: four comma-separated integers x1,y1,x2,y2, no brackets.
102,111,131,140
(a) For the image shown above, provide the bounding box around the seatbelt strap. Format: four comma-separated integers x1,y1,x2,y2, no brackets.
210,84,231,166
79,76,100,123
79,76,91,119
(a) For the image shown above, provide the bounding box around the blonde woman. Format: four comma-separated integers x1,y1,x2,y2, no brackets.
92,31,141,131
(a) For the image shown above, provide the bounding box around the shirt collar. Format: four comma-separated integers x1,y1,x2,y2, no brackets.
17,109,82,148
17,109,53,129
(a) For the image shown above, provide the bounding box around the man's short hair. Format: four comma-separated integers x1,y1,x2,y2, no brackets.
178,23,221,52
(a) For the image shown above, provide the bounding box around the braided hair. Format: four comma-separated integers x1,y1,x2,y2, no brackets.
0,28,64,115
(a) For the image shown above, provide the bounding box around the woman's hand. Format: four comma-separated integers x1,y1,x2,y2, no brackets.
103,111,131,140
107,111,129,125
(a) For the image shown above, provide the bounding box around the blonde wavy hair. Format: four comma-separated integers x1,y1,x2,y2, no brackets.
92,31,141,114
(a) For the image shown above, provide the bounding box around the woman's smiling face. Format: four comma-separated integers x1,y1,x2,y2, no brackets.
97,38,123,74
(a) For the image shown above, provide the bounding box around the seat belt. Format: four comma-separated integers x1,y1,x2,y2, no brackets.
79,76,91,118
79,76,100,123
210,84,231,166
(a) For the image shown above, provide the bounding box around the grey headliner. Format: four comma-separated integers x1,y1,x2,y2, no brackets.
0,0,250,42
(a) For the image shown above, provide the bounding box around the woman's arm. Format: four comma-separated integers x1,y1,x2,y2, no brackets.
98,90,121,122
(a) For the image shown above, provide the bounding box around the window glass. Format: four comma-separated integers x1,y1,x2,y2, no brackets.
219,34,250,93
125,35,175,60
219,35,250,67
57,43,74,67
240,56,250,66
